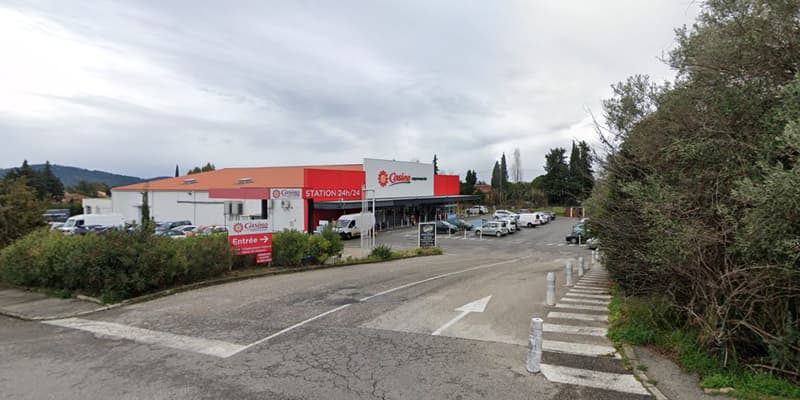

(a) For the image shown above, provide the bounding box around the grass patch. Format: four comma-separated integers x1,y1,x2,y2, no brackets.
609,291,800,399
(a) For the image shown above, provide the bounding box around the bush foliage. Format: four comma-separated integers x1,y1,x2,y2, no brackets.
0,229,232,302
590,1,800,382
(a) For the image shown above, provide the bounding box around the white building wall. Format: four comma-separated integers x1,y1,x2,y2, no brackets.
110,190,307,231
82,198,113,214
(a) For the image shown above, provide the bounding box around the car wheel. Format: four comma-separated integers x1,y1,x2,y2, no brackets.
345,233,352,240
496,231,501,237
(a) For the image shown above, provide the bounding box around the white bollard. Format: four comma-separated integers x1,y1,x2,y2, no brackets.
565,261,573,287
578,257,585,277
464,229,467,239
546,272,556,306
527,317,544,373
592,250,596,264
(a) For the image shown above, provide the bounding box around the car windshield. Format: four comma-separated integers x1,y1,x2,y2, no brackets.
63,219,76,228
335,219,350,228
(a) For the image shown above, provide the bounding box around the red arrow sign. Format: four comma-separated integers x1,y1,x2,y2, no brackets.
229,233,272,255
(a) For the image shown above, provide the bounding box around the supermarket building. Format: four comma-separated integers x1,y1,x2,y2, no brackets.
111,158,472,232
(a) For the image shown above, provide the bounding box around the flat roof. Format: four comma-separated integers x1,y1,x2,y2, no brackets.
113,164,363,192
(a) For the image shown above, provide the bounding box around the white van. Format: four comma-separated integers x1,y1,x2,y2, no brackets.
518,212,546,228
59,213,125,234
334,212,376,240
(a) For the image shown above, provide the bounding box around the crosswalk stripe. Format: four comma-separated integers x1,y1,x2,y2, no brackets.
574,283,608,288
540,364,650,396
555,303,609,312
560,297,610,305
569,289,610,294
543,323,608,337
44,318,244,358
548,312,608,322
543,340,619,358
567,293,612,300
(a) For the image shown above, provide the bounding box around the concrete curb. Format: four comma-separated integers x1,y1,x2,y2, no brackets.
620,344,670,400
0,252,441,322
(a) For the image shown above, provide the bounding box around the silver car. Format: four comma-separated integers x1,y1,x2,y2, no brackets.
475,221,508,237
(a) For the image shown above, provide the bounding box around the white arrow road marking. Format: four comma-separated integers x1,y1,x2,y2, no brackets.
540,364,650,395
432,295,492,336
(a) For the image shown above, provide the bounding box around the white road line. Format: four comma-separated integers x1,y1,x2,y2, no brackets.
560,297,610,306
44,318,245,358
543,340,619,358
359,259,519,302
231,304,352,356
555,303,609,312
578,278,607,283
548,312,608,322
540,364,650,396
557,244,565,247
567,293,612,300
543,323,608,337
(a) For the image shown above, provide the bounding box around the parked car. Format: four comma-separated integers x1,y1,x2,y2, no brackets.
155,230,187,239
155,220,193,233
465,205,488,215
518,213,544,228
586,237,600,250
475,220,508,237
60,213,125,235
435,220,458,234
500,217,517,233
172,225,198,235
566,223,591,244
196,225,229,235
447,218,474,231
43,209,70,223
334,212,375,239
493,209,519,220
543,211,556,221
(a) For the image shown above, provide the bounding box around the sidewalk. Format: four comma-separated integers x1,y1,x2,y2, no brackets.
0,287,113,321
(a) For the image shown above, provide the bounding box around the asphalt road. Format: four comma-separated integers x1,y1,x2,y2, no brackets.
0,217,650,399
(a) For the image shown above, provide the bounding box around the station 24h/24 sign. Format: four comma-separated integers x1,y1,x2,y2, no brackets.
228,219,272,262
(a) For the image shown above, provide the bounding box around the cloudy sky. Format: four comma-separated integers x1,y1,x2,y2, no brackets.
0,1,699,181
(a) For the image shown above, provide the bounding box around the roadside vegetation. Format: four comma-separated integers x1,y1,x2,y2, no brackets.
590,1,800,396
0,224,441,303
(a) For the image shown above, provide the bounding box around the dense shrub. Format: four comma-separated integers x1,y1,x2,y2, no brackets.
0,229,232,302
370,244,393,260
272,230,309,266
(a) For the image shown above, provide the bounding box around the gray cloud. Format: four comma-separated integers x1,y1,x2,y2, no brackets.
0,0,699,182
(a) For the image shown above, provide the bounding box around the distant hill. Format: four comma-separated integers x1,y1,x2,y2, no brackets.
0,164,167,188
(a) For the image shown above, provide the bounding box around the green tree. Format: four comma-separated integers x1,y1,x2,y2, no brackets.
542,148,569,205
500,153,509,189
188,162,215,175
433,154,439,175
588,0,800,380
0,179,44,248
460,169,478,195
41,161,64,201
490,162,501,190
175,165,180,177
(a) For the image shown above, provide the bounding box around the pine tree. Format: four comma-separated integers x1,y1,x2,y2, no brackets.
41,161,64,201
433,155,439,175
175,165,180,177
500,153,509,189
